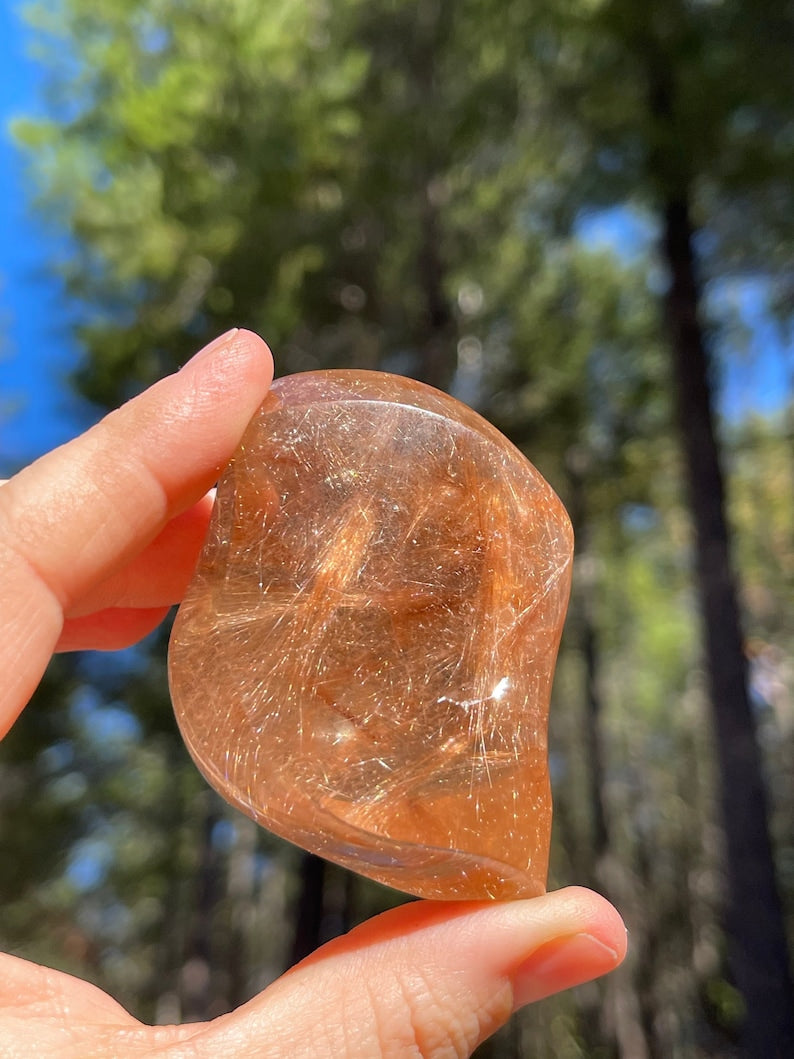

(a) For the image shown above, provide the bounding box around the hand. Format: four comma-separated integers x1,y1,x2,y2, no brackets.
0,330,626,1057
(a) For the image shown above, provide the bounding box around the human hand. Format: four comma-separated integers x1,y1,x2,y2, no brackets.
0,329,626,1057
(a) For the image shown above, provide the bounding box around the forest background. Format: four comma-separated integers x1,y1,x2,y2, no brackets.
1,1,793,1056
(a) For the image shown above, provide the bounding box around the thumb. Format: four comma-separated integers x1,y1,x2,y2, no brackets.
187,886,626,1058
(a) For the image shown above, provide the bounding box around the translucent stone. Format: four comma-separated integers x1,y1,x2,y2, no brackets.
168,371,573,900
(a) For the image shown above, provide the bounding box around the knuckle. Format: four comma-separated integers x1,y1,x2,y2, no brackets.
366,967,509,1059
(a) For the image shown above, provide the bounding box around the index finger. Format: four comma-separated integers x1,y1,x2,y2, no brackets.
0,329,273,735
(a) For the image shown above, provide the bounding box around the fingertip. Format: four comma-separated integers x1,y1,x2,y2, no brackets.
180,328,274,388
511,931,622,1009
223,328,275,386
553,886,628,962
508,887,627,1010
236,327,274,363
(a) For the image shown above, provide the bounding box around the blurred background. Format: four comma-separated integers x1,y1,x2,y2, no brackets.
1,1,793,1056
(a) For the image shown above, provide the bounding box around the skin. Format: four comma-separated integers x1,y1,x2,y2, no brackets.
0,329,627,1058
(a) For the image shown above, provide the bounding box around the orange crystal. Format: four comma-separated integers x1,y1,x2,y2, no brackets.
168,370,573,900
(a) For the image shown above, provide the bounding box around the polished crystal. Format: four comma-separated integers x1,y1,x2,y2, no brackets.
169,370,573,899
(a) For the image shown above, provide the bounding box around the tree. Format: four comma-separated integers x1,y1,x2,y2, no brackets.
494,0,794,1050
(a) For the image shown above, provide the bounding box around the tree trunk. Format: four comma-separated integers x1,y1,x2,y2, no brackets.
288,851,326,967
181,802,222,1021
662,193,794,1058
412,0,455,392
416,187,455,391
566,453,633,1059
566,453,610,866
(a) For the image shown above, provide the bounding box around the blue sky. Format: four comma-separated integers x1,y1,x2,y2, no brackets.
0,5,790,480
576,208,792,419
0,3,93,476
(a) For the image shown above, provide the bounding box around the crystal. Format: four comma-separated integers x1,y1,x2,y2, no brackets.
168,370,573,900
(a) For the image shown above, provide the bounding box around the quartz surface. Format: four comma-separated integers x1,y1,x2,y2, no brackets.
168,370,573,900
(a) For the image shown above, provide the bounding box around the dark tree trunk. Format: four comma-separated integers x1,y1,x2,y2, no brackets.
661,193,794,1058
181,804,222,1021
288,851,327,967
565,454,626,1059
416,188,455,391
566,454,610,865
412,0,455,392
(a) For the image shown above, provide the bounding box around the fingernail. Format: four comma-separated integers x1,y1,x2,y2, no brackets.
182,328,240,370
512,933,620,1010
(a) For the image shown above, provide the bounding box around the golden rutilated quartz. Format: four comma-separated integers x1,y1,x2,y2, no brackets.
168,371,573,900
